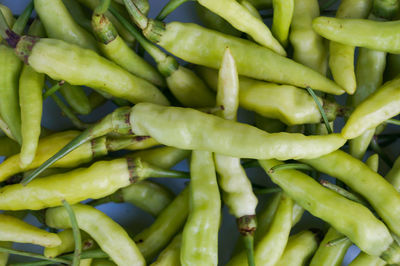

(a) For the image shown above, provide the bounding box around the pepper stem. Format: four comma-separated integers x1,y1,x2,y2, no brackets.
320,180,369,206
307,87,333,134
21,107,132,185
123,0,148,30
268,163,315,173
238,215,257,266
0,246,70,264
11,1,34,35
386,118,400,126
62,200,81,266
43,80,65,99
326,236,349,247
156,0,191,21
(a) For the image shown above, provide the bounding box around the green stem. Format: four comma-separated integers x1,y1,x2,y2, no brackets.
386,118,400,126
11,1,34,35
95,0,111,14
326,236,349,247
307,87,333,134
253,187,282,195
108,6,167,63
320,180,368,206
268,163,315,173
0,247,70,264
43,80,65,99
320,0,339,11
370,137,393,167
62,200,81,266
243,234,255,266
156,0,191,21
123,0,148,29
21,107,132,185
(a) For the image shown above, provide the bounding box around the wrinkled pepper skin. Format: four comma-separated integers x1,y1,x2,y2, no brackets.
290,0,328,75
130,103,346,160
342,76,400,139
258,159,393,256
18,38,169,105
0,45,22,144
0,214,61,247
329,0,372,94
0,131,106,182
181,151,220,266
313,16,400,53
301,150,400,237
158,22,344,95
0,158,133,210
46,204,145,266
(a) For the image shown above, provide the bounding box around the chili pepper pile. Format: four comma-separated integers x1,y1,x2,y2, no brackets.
1,0,400,265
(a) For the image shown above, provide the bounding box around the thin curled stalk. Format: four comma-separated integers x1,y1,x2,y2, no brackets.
320,180,368,206
43,80,65,99
243,234,255,266
11,1,34,35
386,118,400,126
62,200,82,266
0,246,70,264
156,0,191,21
307,87,333,134
326,236,349,247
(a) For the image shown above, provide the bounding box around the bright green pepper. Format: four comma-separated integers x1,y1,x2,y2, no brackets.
227,193,293,266
134,187,189,262
309,227,352,266
301,150,400,237
0,213,61,247
342,76,400,139
275,230,321,266
258,159,393,257
34,0,99,52
272,0,294,46
12,36,169,106
90,180,175,217
329,0,372,94
151,22,344,95
181,150,220,266
46,204,145,266
290,0,328,75
385,155,400,191
312,16,400,53
349,252,386,266
92,12,165,87
0,157,185,210
151,233,181,266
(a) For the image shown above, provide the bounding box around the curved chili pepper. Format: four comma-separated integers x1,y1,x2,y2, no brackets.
134,187,189,262
150,233,181,266
342,76,400,139
9,34,169,106
349,252,386,266
0,157,187,210
301,150,400,238
121,7,344,95
181,150,221,266
90,180,175,217
272,0,294,47
312,16,400,53
58,83,92,116
275,230,321,266
329,0,372,94
0,214,61,247
92,12,165,87
46,204,145,266
258,159,394,258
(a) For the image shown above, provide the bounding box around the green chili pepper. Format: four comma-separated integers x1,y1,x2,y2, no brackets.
0,213,61,247
254,114,287,133
46,203,145,266
385,156,400,192
342,76,400,139
181,150,220,266
329,0,372,94
349,252,386,266
62,0,93,33
309,227,352,266
92,12,165,87
228,192,293,266
34,0,99,52
150,233,181,266
0,157,187,210
258,159,394,258
195,3,241,37
9,35,169,106
58,83,92,116
366,153,379,172
213,48,257,266
301,150,400,237
275,229,321,266
312,16,400,53
372,0,399,19
196,66,343,125
134,187,189,262
90,180,175,217
134,18,344,94
272,0,294,47
25,102,346,182
348,45,386,159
